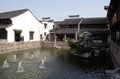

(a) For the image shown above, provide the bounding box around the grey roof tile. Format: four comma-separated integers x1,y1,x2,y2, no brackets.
81,17,108,24
50,28,77,34
0,9,28,19
61,18,81,25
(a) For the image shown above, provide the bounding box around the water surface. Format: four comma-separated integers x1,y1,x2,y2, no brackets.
0,48,105,79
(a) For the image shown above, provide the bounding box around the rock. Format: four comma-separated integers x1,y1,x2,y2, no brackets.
81,52,91,58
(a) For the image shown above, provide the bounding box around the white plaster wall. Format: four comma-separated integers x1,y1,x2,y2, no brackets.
6,11,42,42
41,21,55,40
6,26,14,42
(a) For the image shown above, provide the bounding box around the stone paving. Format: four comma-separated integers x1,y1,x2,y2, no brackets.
0,49,106,79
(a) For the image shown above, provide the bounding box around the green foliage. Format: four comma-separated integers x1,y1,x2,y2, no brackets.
66,37,73,46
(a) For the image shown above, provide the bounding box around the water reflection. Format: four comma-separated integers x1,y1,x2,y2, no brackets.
0,48,106,79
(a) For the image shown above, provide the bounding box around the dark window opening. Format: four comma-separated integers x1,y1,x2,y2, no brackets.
0,19,12,25
44,23,47,29
44,32,46,36
29,31,34,40
40,34,43,39
0,28,7,39
14,30,22,42
53,25,55,28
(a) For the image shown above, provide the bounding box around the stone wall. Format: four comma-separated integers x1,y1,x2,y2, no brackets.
0,41,70,54
41,41,70,49
0,41,41,54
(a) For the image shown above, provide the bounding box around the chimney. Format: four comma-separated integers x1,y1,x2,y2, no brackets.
69,15,79,19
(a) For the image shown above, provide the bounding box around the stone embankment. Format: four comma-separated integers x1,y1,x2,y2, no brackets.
41,41,70,49
0,41,70,54
0,41,41,54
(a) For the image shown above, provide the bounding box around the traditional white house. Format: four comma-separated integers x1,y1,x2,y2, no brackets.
40,17,55,41
0,9,42,43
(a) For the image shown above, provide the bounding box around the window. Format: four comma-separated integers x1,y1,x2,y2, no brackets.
44,23,47,29
53,25,55,28
14,30,22,42
44,32,46,36
29,31,34,40
40,34,43,39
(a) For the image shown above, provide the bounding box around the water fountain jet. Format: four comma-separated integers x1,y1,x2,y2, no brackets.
2,59,9,68
30,54,34,60
44,57,47,63
12,54,17,62
16,61,24,73
39,59,45,68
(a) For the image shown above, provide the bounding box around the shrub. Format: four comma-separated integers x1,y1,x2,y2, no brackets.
66,37,73,46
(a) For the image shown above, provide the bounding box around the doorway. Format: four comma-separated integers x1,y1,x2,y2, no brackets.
14,30,22,42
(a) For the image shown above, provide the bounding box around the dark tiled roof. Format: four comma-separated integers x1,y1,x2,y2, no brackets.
40,19,54,22
0,25,11,28
50,28,77,34
54,21,62,25
81,17,108,24
50,28,109,34
59,17,108,25
50,17,108,34
61,18,82,25
80,28,109,34
54,21,62,28
0,9,28,19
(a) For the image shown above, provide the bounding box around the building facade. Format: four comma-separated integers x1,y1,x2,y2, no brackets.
40,17,55,41
50,17,109,43
0,9,42,43
80,17,109,43
106,0,120,66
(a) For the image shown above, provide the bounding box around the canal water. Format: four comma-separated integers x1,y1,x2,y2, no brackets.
0,48,110,79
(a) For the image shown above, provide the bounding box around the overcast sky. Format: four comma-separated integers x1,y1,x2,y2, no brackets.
0,0,110,21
